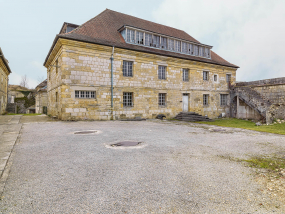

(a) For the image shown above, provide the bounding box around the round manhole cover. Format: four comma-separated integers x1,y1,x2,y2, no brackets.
111,141,142,147
74,130,97,134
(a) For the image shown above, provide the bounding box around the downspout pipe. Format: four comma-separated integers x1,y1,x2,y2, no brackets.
110,46,114,120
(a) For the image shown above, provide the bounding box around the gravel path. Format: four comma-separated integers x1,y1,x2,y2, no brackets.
1,120,285,213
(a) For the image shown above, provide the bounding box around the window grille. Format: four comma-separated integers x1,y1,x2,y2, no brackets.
199,46,204,57
203,94,209,106
161,37,167,49
188,44,193,55
127,29,135,43
182,42,187,53
193,45,199,55
168,39,174,51
158,93,166,106
75,91,96,99
205,48,210,58
158,65,166,80
203,71,209,81
183,69,189,81
214,75,217,82
123,61,133,77
226,74,231,82
152,35,160,48
145,33,152,46
175,40,181,52
123,92,133,107
136,31,144,44
220,94,228,106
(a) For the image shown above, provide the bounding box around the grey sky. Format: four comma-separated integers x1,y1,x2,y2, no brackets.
1,0,284,88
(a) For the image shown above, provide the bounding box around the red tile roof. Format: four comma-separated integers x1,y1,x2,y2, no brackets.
44,9,238,68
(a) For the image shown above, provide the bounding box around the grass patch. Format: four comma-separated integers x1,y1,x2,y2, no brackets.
196,118,285,135
244,156,285,171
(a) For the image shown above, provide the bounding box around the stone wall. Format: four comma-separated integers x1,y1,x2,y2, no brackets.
0,58,9,114
46,39,237,120
35,91,48,114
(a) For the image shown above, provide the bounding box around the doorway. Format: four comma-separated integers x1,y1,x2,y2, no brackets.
182,93,189,112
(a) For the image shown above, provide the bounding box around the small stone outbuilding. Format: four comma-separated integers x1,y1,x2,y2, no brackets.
35,80,48,114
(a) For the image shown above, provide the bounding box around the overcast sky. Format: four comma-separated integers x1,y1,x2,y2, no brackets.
1,0,284,88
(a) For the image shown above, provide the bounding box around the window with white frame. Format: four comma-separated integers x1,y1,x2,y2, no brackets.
158,65,167,80
123,92,133,107
158,93,166,106
145,33,152,46
203,71,209,81
121,27,212,59
214,75,217,82
175,40,181,52
226,74,231,82
161,37,167,49
193,45,199,56
127,29,135,43
123,61,133,77
168,39,174,51
220,94,228,106
183,68,189,81
136,31,144,44
75,90,96,99
203,94,209,106
182,42,187,53
152,35,160,48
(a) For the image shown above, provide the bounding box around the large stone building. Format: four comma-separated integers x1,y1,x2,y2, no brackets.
44,9,238,120
0,48,11,114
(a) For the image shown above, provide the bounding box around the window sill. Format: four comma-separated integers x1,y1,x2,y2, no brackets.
159,105,167,108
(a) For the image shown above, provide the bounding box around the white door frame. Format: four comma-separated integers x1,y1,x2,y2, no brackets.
182,93,189,112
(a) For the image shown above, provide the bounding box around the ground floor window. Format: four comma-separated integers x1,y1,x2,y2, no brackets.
158,93,166,106
123,92,133,107
75,91,96,99
203,94,209,106
220,94,228,106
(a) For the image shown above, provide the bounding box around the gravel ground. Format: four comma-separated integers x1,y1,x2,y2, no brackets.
1,120,285,213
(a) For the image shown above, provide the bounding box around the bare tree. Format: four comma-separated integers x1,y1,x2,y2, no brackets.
37,75,46,84
20,75,29,88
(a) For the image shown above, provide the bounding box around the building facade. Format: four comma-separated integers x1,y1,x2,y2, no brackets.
35,80,48,114
44,9,238,120
0,48,11,114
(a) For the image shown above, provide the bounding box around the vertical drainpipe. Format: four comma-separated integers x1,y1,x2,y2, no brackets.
110,46,114,120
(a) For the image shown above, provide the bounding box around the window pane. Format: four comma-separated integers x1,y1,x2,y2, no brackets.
152,35,160,48
188,44,193,55
183,69,189,81
158,66,166,80
175,40,181,52
145,33,152,46
182,42,187,53
75,91,79,98
159,93,166,106
161,37,167,49
123,92,133,107
123,61,133,77
203,94,209,105
136,31,144,44
203,71,209,80
86,91,90,98
91,91,95,98
127,29,135,43
80,91,85,98
168,39,174,51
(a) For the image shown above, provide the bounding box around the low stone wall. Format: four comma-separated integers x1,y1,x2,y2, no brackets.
6,100,26,114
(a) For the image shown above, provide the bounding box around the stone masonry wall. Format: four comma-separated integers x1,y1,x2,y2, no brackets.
46,39,237,120
0,58,9,114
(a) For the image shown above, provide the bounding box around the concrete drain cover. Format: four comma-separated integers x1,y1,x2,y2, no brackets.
111,141,142,147
74,130,97,134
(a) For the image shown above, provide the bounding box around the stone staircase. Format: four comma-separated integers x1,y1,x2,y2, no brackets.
231,86,272,118
174,112,212,122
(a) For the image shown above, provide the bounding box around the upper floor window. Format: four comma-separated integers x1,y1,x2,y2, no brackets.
183,69,189,82
193,45,199,56
182,42,187,53
123,61,133,77
136,31,144,44
175,40,181,52
158,65,167,80
199,46,204,57
168,39,175,51
152,35,160,48
161,37,167,49
188,44,193,55
226,74,231,82
214,75,217,82
127,29,135,43
145,33,152,46
203,71,209,81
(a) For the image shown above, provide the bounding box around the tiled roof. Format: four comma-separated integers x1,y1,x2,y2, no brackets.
0,47,12,73
36,79,47,91
44,9,238,68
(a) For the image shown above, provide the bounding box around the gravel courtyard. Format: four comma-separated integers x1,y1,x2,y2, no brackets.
1,119,285,213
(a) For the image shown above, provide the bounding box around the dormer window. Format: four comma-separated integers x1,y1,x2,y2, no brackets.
136,31,144,44
127,29,135,43
120,26,212,59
